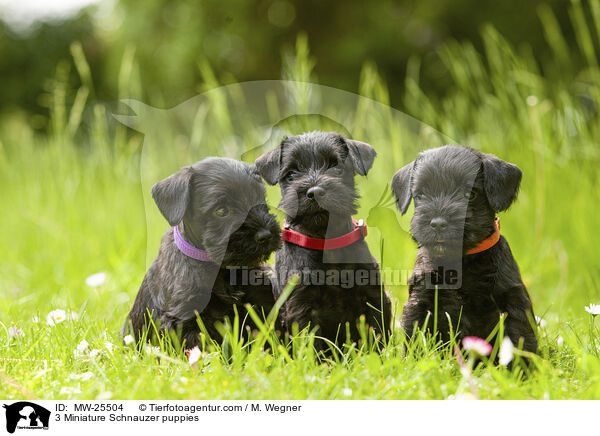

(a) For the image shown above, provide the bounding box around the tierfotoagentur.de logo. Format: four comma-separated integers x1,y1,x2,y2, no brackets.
2,402,50,434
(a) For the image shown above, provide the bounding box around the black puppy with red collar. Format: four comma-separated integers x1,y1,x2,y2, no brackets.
255,132,392,350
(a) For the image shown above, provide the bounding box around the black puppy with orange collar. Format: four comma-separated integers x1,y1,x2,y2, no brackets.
256,132,392,350
391,145,537,353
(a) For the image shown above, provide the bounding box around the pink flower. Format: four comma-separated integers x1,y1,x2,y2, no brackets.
8,326,24,339
462,336,492,357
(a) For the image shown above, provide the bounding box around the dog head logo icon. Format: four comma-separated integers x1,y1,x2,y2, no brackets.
3,402,50,434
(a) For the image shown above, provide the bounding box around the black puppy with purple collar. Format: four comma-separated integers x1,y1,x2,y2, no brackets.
124,157,281,347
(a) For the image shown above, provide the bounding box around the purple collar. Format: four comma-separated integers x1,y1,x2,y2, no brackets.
173,226,213,262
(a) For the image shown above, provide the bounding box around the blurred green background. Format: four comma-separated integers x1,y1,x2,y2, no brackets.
0,0,583,126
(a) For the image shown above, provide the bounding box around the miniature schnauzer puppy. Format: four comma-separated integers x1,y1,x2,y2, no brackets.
256,131,392,350
124,157,281,348
391,145,537,354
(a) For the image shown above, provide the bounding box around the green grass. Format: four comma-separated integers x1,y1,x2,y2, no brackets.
2,2,600,399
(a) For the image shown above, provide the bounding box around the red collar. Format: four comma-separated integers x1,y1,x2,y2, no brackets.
466,217,501,255
282,218,367,250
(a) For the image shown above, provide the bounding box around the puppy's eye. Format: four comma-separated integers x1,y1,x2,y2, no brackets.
285,171,297,181
214,206,230,217
414,193,425,201
465,191,477,200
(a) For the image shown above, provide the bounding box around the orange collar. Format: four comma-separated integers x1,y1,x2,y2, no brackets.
466,217,501,255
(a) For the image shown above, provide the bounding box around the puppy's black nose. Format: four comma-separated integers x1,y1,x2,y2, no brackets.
255,229,273,243
306,186,325,200
430,217,448,231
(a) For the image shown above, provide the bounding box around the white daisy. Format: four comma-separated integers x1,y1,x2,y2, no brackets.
557,335,564,346
76,339,89,352
585,304,600,316
187,346,202,367
73,339,89,358
499,337,514,366
342,388,353,397
47,309,67,326
46,309,78,326
85,272,107,287
123,335,135,345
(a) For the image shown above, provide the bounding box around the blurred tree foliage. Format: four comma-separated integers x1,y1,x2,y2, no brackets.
0,0,582,129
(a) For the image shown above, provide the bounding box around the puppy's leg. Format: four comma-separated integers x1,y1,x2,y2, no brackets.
242,268,276,314
401,280,463,344
361,285,392,338
179,318,203,349
496,285,538,354
125,272,161,343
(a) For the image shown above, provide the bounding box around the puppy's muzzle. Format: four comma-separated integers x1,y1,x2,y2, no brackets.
255,228,275,244
430,217,448,232
306,186,326,200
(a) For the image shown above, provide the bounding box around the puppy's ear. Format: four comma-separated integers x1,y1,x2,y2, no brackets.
391,161,414,215
482,153,522,212
346,139,377,176
255,140,284,185
151,167,193,226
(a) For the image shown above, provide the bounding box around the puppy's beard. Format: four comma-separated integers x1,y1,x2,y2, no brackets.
222,252,269,267
303,209,330,229
412,214,467,259
223,237,281,267
416,218,493,257
281,191,357,222
422,241,463,259
299,199,325,216
206,242,273,267
219,219,281,267
414,226,465,259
